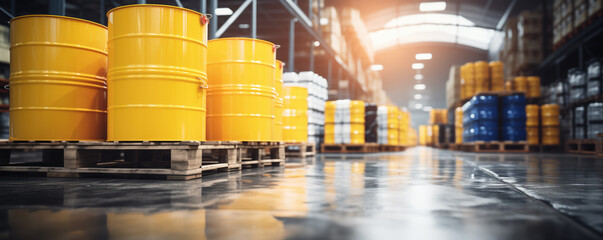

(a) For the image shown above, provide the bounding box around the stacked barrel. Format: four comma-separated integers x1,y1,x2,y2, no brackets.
377,106,399,145
512,76,528,94
282,86,309,143
501,94,527,141
399,110,410,146
349,101,366,144
527,76,541,99
541,104,560,145
489,61,505,91
474,61,490,93
455,107,463,144
324,101,336,144
462,94,499,142
419,125,427,146
526,105,540,145
460,63,476,100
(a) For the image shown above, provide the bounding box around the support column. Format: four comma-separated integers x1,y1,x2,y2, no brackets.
251,0,257,38
49,0,65,16
209,0,218,39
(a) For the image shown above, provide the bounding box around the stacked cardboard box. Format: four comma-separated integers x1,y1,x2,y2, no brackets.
517,11,543,69
320,7,346,57
446,65,461,109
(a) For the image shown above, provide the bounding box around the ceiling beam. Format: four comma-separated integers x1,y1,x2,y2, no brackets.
496,0,518,30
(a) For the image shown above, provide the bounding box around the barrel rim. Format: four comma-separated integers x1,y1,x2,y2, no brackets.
208,37,275,47
107,4,205,17
10,14,107,29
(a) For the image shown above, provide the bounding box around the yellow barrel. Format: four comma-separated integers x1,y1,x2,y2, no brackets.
541,104,560,126
489,61,504,91
474,61,490,93
324,123,335,144
455,127,463,144
455,107,463,144
505,80,512,91
542,127,560,145
419,125,427,146
9,15,108,141
454,107,463,127
282,86,308,143
274,60,284,141
526,104,539,127
512,76,528,93
462,63,476,98
426,125,434,145
324,101,336,144
350,100,365,144
207,38,277,141
527,76,541,98
107,5,208,141
527,127,539,145
460,64,467,100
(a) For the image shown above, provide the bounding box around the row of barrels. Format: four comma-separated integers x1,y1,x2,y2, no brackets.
9,5,308,142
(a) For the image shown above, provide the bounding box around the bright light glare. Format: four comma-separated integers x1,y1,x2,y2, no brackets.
320,18,329,26
370,14,497,52
313,41,320,47
412,63,424,69
420,1,446,12
215,8,233,16
415,103,423,109
384,14,473,28
238,24,250,29
416,53,432,60
415,74,424,80
414,84,426,90
370,64,384,71
414,94,422,99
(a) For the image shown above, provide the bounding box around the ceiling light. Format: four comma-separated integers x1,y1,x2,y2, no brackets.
238,24,250,29
414,84,426,90
414,94,422,99
415,103,423,109
320,18,329,26
423,106,433,111
420,1,446,12
415,53,432,60
370,64,384,71
215,8,233,16
412,63,424,69
313,41,320,47
414,74,424,80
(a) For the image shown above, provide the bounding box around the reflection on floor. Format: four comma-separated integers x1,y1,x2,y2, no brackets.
0,147,602,240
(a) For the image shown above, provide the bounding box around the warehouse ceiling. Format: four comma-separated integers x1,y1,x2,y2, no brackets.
0,0,543,126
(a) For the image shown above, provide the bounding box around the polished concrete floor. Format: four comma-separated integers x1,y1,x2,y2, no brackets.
0,147,602,240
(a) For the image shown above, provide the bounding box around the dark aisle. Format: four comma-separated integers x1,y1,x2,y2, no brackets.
0,147,602,240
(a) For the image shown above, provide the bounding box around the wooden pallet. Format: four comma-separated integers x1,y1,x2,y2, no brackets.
321,143,380,153
566,140,581,153
565,139,598,155
284,142,316,158
0,141,283,180
379,144,406,152
238,142,285,168
529,144,563,153
448,143,462,151
462,141,529,153
434,143,449,149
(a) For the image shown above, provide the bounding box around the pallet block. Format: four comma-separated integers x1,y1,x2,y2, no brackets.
284,143,316,158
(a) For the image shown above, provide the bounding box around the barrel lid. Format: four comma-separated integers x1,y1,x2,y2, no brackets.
10,14,107,29
209,37,276,47
107,4,205,17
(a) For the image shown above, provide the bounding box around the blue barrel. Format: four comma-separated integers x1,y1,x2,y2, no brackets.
474,94,499,142
501,94,527,141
